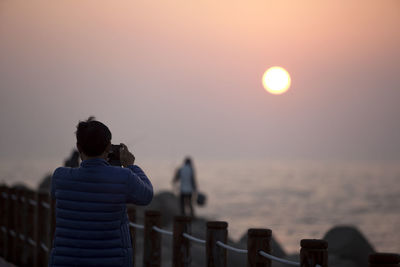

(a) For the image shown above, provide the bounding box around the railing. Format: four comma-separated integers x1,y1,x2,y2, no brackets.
0,185,399,267
0,186,53,266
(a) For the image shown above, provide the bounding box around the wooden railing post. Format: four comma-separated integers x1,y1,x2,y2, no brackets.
15,188,27,266
173,216,192,267
369,253,400,267
6,187,17,263
247,228,272,267
0,185,9,258
127,205,136,266
206,221,228,267
25,190,37,267
36,191,50,267
143,210,162,267
300,239,328,267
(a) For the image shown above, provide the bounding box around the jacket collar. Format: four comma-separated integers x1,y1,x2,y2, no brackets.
80,158,110,167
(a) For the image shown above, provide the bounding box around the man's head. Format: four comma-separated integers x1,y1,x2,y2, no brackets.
76,117,111,158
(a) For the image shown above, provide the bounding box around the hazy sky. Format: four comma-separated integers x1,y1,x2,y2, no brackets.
0,0,399,161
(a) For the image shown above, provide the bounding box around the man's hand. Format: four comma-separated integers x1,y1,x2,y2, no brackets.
120,143,135,167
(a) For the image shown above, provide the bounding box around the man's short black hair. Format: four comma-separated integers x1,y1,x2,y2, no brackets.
76,117,112,157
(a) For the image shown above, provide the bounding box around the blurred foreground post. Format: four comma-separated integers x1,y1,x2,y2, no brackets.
206,221,228,267
143,210,162,267
300,239,328,267
369,253,400,267
173,216,191,267
15,188,26,266
247,228,272,267
0,185,9,258
127,205,136,266
6,187,17,263
36,191,50,267
25,190,37,267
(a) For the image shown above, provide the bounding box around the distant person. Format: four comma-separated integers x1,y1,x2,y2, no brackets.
49,117,153,267
173,157,197,216
63,149,80,167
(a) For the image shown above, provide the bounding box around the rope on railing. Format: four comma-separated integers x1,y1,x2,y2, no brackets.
182,233,206,244
29,199,37,206
41,202,50,209
128,221,205,244
259,251,300,266
1,224,36,247
27,238,36,247
152,226,173,236
129,222,144,229
40,242,49,253
128,222,174,237
216,241,247,254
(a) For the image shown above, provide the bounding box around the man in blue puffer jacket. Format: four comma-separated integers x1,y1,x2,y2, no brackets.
49,117,153,267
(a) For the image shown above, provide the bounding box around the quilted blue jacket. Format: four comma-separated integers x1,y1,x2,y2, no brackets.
49,158,153,267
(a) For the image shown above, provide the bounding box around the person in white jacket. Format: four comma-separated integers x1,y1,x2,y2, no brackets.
173,157,197,216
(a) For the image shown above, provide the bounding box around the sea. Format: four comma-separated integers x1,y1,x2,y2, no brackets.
1,158,399,254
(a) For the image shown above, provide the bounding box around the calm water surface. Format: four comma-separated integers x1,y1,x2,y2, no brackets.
1,158,399,253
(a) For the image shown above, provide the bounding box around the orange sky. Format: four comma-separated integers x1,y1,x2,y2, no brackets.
0,0,399,160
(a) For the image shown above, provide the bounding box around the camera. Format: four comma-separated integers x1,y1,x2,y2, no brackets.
108,144,122,166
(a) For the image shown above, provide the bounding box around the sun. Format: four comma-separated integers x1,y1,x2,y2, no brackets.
262,66,291,95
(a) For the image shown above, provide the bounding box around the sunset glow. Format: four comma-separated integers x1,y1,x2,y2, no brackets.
262,67,291,95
